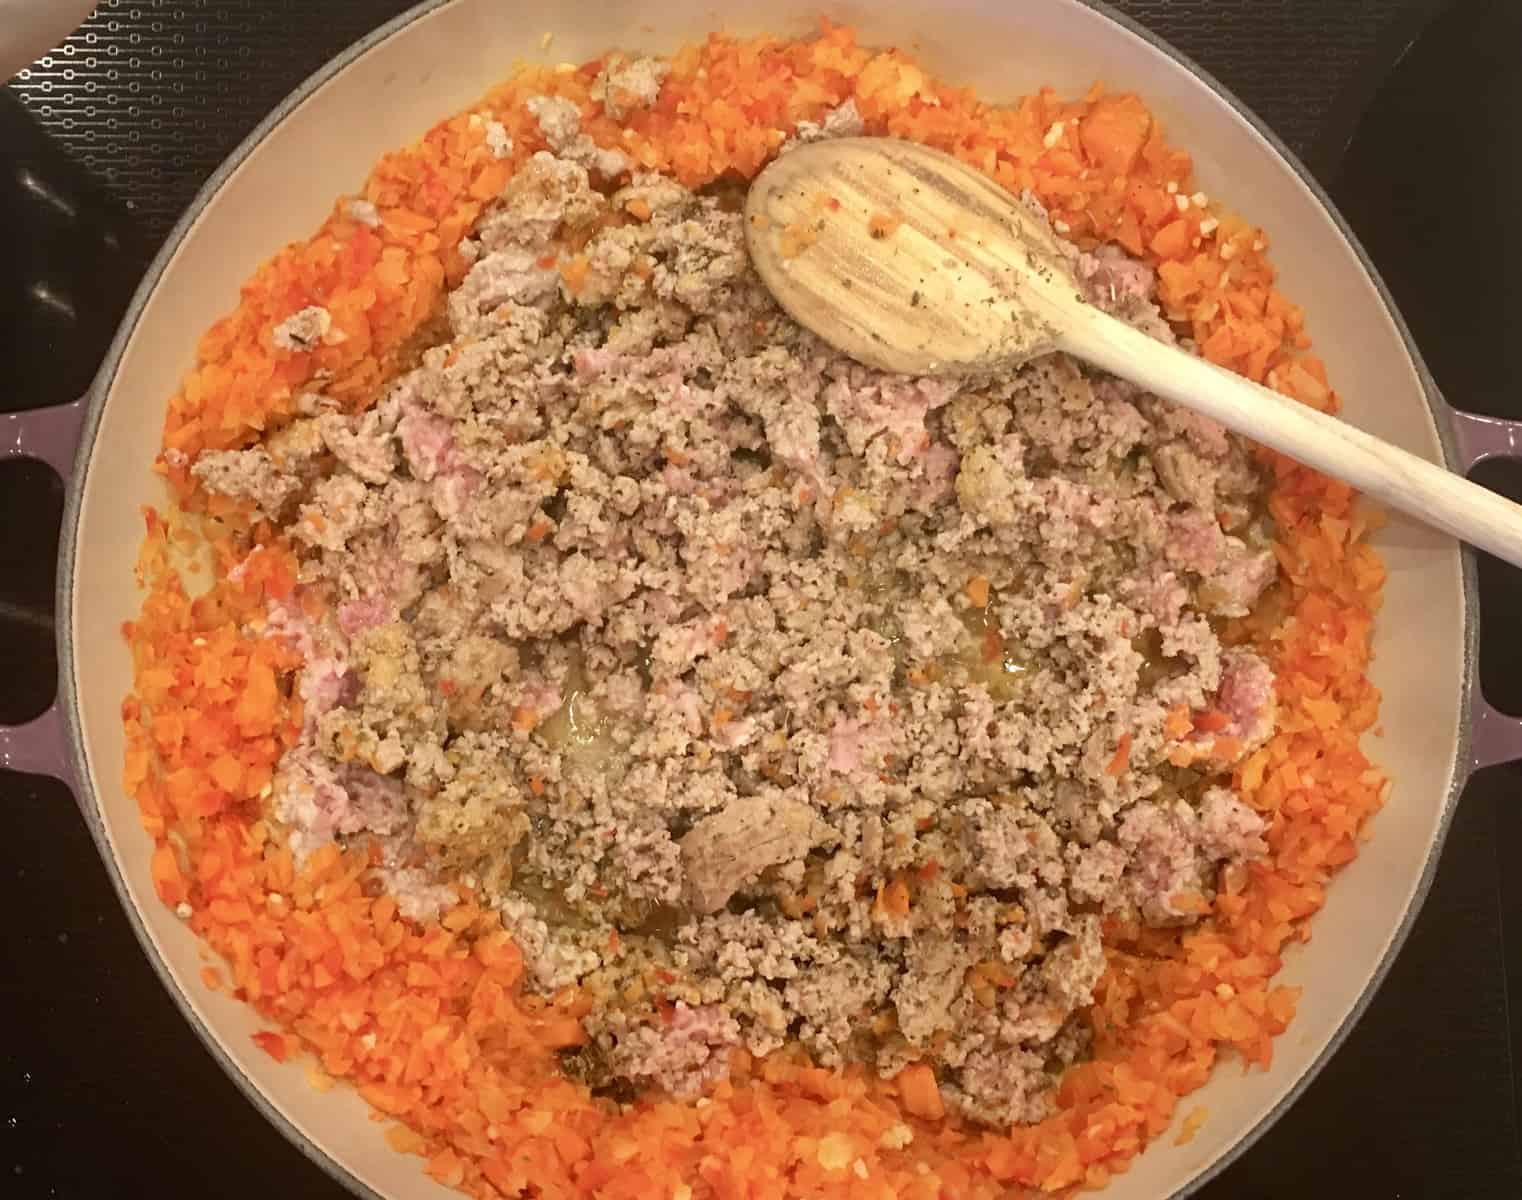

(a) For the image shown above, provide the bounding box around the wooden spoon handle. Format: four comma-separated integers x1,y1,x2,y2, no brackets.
1058,308,1522,567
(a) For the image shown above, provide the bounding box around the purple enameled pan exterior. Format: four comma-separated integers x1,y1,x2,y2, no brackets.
0,398,84,784
1444,407,1522,770
0,399,86,483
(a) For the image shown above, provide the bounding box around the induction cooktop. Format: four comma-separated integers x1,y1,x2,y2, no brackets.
2,2,1517,1196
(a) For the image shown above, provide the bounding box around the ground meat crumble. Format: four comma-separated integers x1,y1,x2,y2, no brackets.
194,89,1279,1128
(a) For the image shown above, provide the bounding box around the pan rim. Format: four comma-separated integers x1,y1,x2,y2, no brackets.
50,2,1477,1197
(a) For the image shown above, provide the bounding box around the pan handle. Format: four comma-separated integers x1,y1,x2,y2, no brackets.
1446,405,1522,771
0,397,86,787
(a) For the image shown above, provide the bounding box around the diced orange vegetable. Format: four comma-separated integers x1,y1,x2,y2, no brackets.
559,254,591,295
252,1031,290,1062
1150,218,1192,260
897,1063,945,1120
1106,731,1132,775
1079,93,1152,176
874,875,912,918
150,843,187,906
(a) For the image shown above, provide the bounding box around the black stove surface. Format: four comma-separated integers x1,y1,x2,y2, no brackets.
3,2,1519,1196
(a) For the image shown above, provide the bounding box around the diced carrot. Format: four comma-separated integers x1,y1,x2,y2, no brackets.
1212,735,1243,761
524,517,553,543
426,1149,467,1187
385,1123,426,1154
1106,731,1133,776
252,1031,290,1062
1080,93,1152,177
897,1063,945,1120
209,752,243,794
559,254,591,295
1150,218,1193,260
537,1015,588,1049
874,875,911,918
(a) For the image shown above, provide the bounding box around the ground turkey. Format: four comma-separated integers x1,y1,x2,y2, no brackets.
199,122,1279,1126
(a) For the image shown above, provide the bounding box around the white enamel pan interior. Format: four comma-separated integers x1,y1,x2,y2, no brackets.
36,0,1511,1196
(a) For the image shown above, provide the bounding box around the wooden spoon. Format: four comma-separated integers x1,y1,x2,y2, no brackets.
745,136,1522,567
